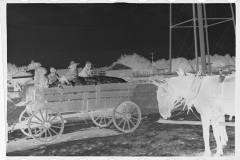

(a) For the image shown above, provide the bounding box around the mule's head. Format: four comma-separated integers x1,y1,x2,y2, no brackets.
156,82,174,119
156,76,195,119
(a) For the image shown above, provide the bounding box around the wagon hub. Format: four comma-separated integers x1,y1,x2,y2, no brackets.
43,122,51,129
126,113,131,119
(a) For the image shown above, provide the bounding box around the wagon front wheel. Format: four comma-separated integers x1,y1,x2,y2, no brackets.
91,109,113,127
19,109,32,137
112,101,141,133
28,108,64,143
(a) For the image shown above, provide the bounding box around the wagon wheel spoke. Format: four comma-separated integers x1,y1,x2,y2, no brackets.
94,116,101,122
129,118,135,126
117,118,124,126
33,114,43,123
39,110,45,122
47,129,53,140
103,117,106,125
48,110,54,121
35,128,42,135
49,127,59,135
99,117,103,125
36,129,46,138
127,120,130,130
123,120,126,130
49,114,59,123
129,105,136,113
45,130,48,141
131,117,138,121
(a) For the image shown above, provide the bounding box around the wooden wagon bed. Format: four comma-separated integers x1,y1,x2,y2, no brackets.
7,82,142,143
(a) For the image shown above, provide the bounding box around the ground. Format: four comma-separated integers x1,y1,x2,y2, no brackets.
6,83,235,156
7,113,235,156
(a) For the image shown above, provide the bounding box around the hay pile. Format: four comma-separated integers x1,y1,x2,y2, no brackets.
49,76,127,87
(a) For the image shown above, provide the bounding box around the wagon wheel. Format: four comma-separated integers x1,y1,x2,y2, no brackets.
91,109,113,127
112,101,141,133
19,109,33,136
28,108,64,143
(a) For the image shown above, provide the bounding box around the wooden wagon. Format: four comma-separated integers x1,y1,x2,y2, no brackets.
8,83,142,143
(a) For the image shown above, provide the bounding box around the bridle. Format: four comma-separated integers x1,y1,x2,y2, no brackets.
149,75,203,120
149,77,184,111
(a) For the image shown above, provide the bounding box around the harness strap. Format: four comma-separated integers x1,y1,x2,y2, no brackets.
183,71,204,111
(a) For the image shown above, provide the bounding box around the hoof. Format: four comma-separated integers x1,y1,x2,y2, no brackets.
203,151,212,157
213,152,223,157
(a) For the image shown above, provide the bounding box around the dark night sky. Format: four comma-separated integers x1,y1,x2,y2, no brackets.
7,3,235,71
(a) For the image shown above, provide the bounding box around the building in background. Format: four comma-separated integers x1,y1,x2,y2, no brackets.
92,67,108,76
153,67,169,74
105,63,133,78
11,71,33,91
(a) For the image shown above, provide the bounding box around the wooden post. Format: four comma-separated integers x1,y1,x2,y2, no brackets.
95,85,100,106
197,4,207,74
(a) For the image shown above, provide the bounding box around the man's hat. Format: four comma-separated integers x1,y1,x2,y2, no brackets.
68,61,79,68
50,67,57,72
27,60,42,70
86,61,91,64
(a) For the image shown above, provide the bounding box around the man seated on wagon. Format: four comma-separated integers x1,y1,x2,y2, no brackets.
78,61,92,77
16,60,48,106
59,61,79,85
48,67,59,85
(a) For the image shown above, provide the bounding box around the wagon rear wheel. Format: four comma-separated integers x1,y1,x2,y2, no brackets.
112,101,141,133
19,109,33,137
91,109,113,127
28,108,64,143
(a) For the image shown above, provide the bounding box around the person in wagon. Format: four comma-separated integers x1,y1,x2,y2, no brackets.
78,61,92,77
59,61,79,85
48,67,59,85
16,60,48,106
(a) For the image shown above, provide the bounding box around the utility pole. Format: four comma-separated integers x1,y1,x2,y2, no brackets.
197,4,207,74
169,3,172,74
192,4,199,73
203,4,211,74
149,53,155,66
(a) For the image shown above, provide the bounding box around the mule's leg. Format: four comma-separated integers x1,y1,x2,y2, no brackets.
211,115,223,156
219,115,228,147
201,114,212,156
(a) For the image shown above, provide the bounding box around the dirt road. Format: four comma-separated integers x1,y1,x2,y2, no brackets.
7,113,235,157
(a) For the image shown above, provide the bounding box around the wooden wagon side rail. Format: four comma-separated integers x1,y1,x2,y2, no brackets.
43,83,137,100
43,83,137,94
41,83,138,113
